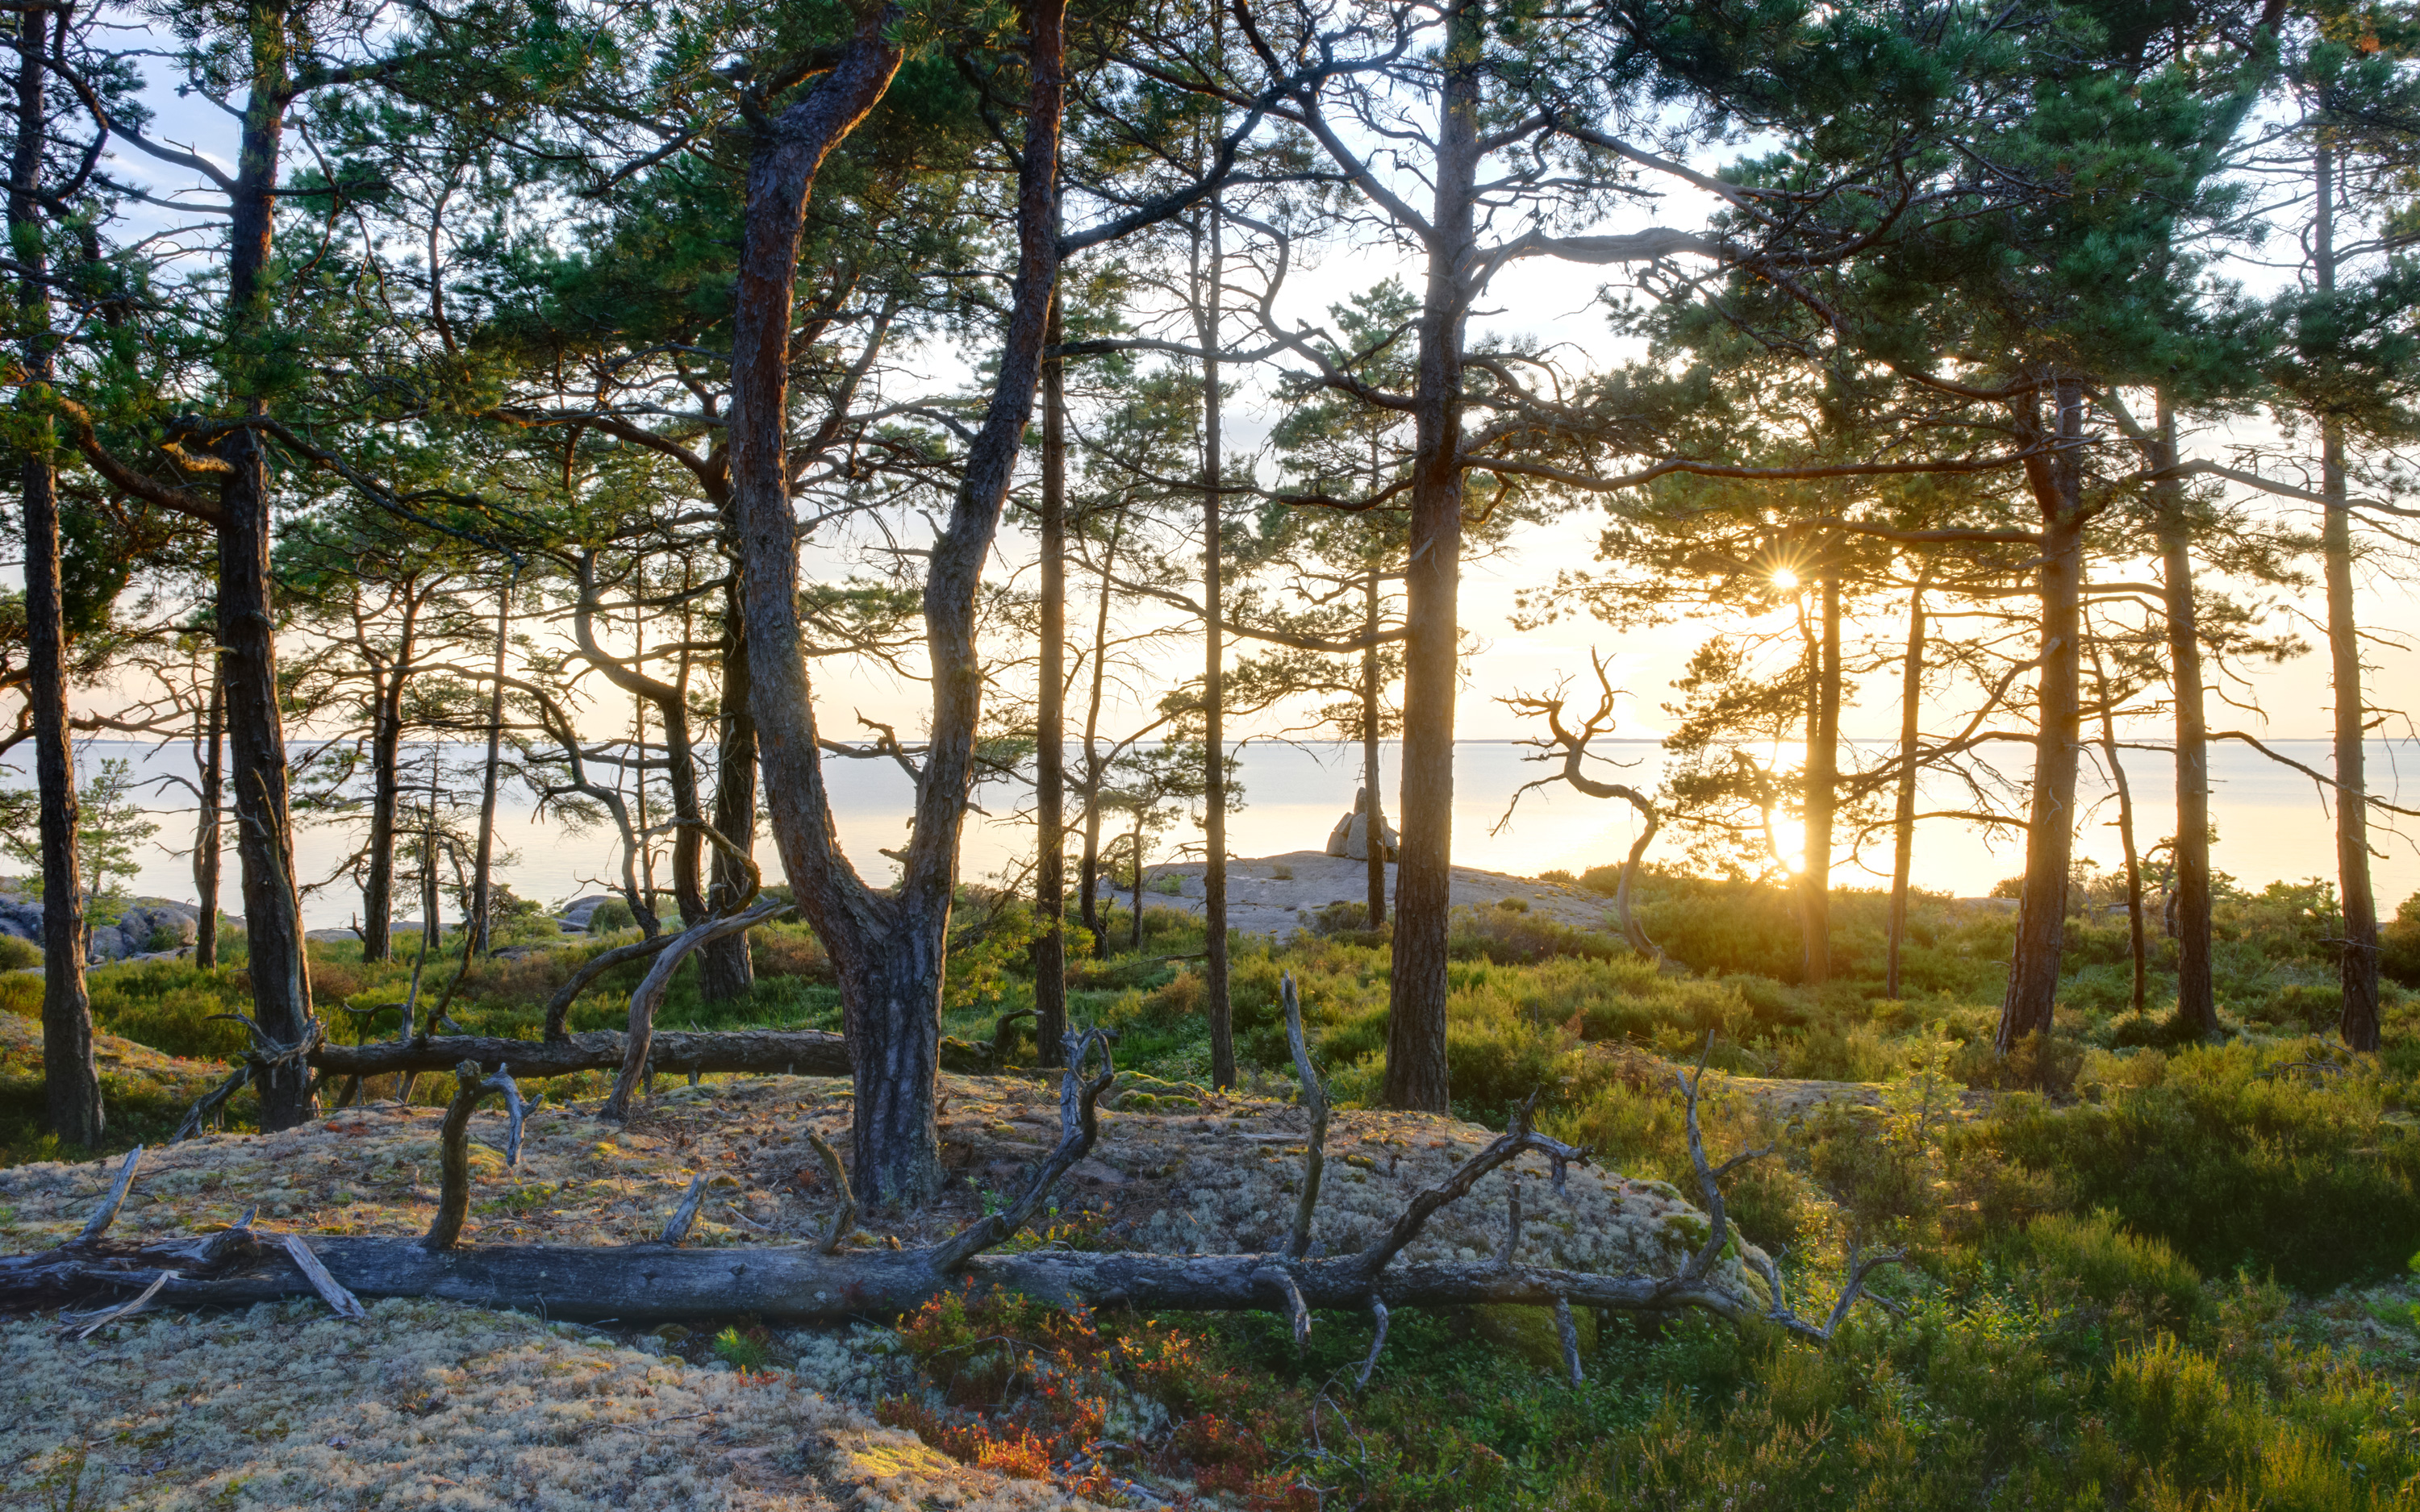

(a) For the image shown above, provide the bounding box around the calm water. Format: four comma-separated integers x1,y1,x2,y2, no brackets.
12,738,2417,927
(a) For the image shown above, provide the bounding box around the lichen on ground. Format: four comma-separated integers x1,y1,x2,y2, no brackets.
1,1297,1110,1510
3,1071,1767,1508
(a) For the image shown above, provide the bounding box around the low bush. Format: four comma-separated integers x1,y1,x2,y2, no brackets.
586,898,636,934
1971,1039,2420,1289
2004,1210,2209,1333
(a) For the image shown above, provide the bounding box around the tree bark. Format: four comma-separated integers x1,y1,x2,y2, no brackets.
2088,630,2148,1018
1800,562,1840,986
194,665,224,969
468,576,513,955
1363,569,1388,927
213,2,314,1131
1198,206,1234,1091
1383,7,1480,1114
1996,381,2088,1060
1129,816,1145,952
2150,397,2215,1035
699,581,758,1002
1885,573,1927,1000
1077,517,1121,954
737,0,1064,1206
359,588,421,964
13,6,102,1147
1033,297,1068,1065
2314,144,2381,1051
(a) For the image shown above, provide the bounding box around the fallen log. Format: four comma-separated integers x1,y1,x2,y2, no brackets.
303,1029,996,1081
13,1026,1897,1367
0,1229,1802,1327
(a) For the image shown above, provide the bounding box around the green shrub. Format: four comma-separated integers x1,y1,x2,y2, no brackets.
2007,1210,2207,1330
2380,892,2420,988
1311,899,1369,935
86,960,252,1060
1550,1078,1809,1248
1976,1039,2420,1289
0,935,37,972
587,898,636,934
2258,981,2343,1031
1446,906,1622,965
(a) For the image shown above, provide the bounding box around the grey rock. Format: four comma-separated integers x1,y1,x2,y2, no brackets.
1322,787,1398,861
556,894,617,929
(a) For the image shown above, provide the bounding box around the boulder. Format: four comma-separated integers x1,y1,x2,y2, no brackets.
0,898,40,942
1322,786,1399,861
117,902,199,952
555,893,618,930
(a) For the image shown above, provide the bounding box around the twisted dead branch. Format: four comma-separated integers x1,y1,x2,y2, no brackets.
1496,650,1670,968
808,1132,857,1256
173,1018,327,1141
77,1147,144,1243
15,1037,1901,1352
1281,973,1327,1263
660,1176,710,1245
426,1060,528,1252
603,900,795,1119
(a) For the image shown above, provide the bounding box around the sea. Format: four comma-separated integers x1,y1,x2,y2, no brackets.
10,738,2416,928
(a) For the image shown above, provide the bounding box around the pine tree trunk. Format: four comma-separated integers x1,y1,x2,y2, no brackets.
2151,398,2216,1035
219,433,312,1126
215,9,313,1130
194,669,223,969
2315,144,2381,1051
1363,570,1387,928
734,0,1061,1208
13,8,101,1147
1800,564,1840,986
1033,299,1068,1066
1078,519,1120,956
361,676,402,963
468,577,512,956
1199,207,1234,1091
1886,575,1927,999
360,598,416,965
1384,16,1481,1114
1996,382,2088,1062
2088,633,2149,1018
2325,432,2379,1049
699,584,758,1003
1130,819,1145,952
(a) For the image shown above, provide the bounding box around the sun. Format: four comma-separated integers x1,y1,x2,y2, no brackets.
1771,566,1800,591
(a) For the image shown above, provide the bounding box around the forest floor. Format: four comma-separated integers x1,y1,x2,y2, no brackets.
7,872,2420,1508
2,1053,1766,1510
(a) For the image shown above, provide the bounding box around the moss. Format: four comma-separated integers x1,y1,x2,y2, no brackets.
1471,1302,1600,1367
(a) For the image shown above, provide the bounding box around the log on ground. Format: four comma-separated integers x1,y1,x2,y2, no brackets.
306,1029,995,1081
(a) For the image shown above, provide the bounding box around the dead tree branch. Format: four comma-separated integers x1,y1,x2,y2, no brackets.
1496,651,1669,967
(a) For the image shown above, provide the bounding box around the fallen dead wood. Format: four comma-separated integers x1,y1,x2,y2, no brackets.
0,1229,1848,1327
307,1029,854,1080
6,1014,1897,1375
302,1028,997,1082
